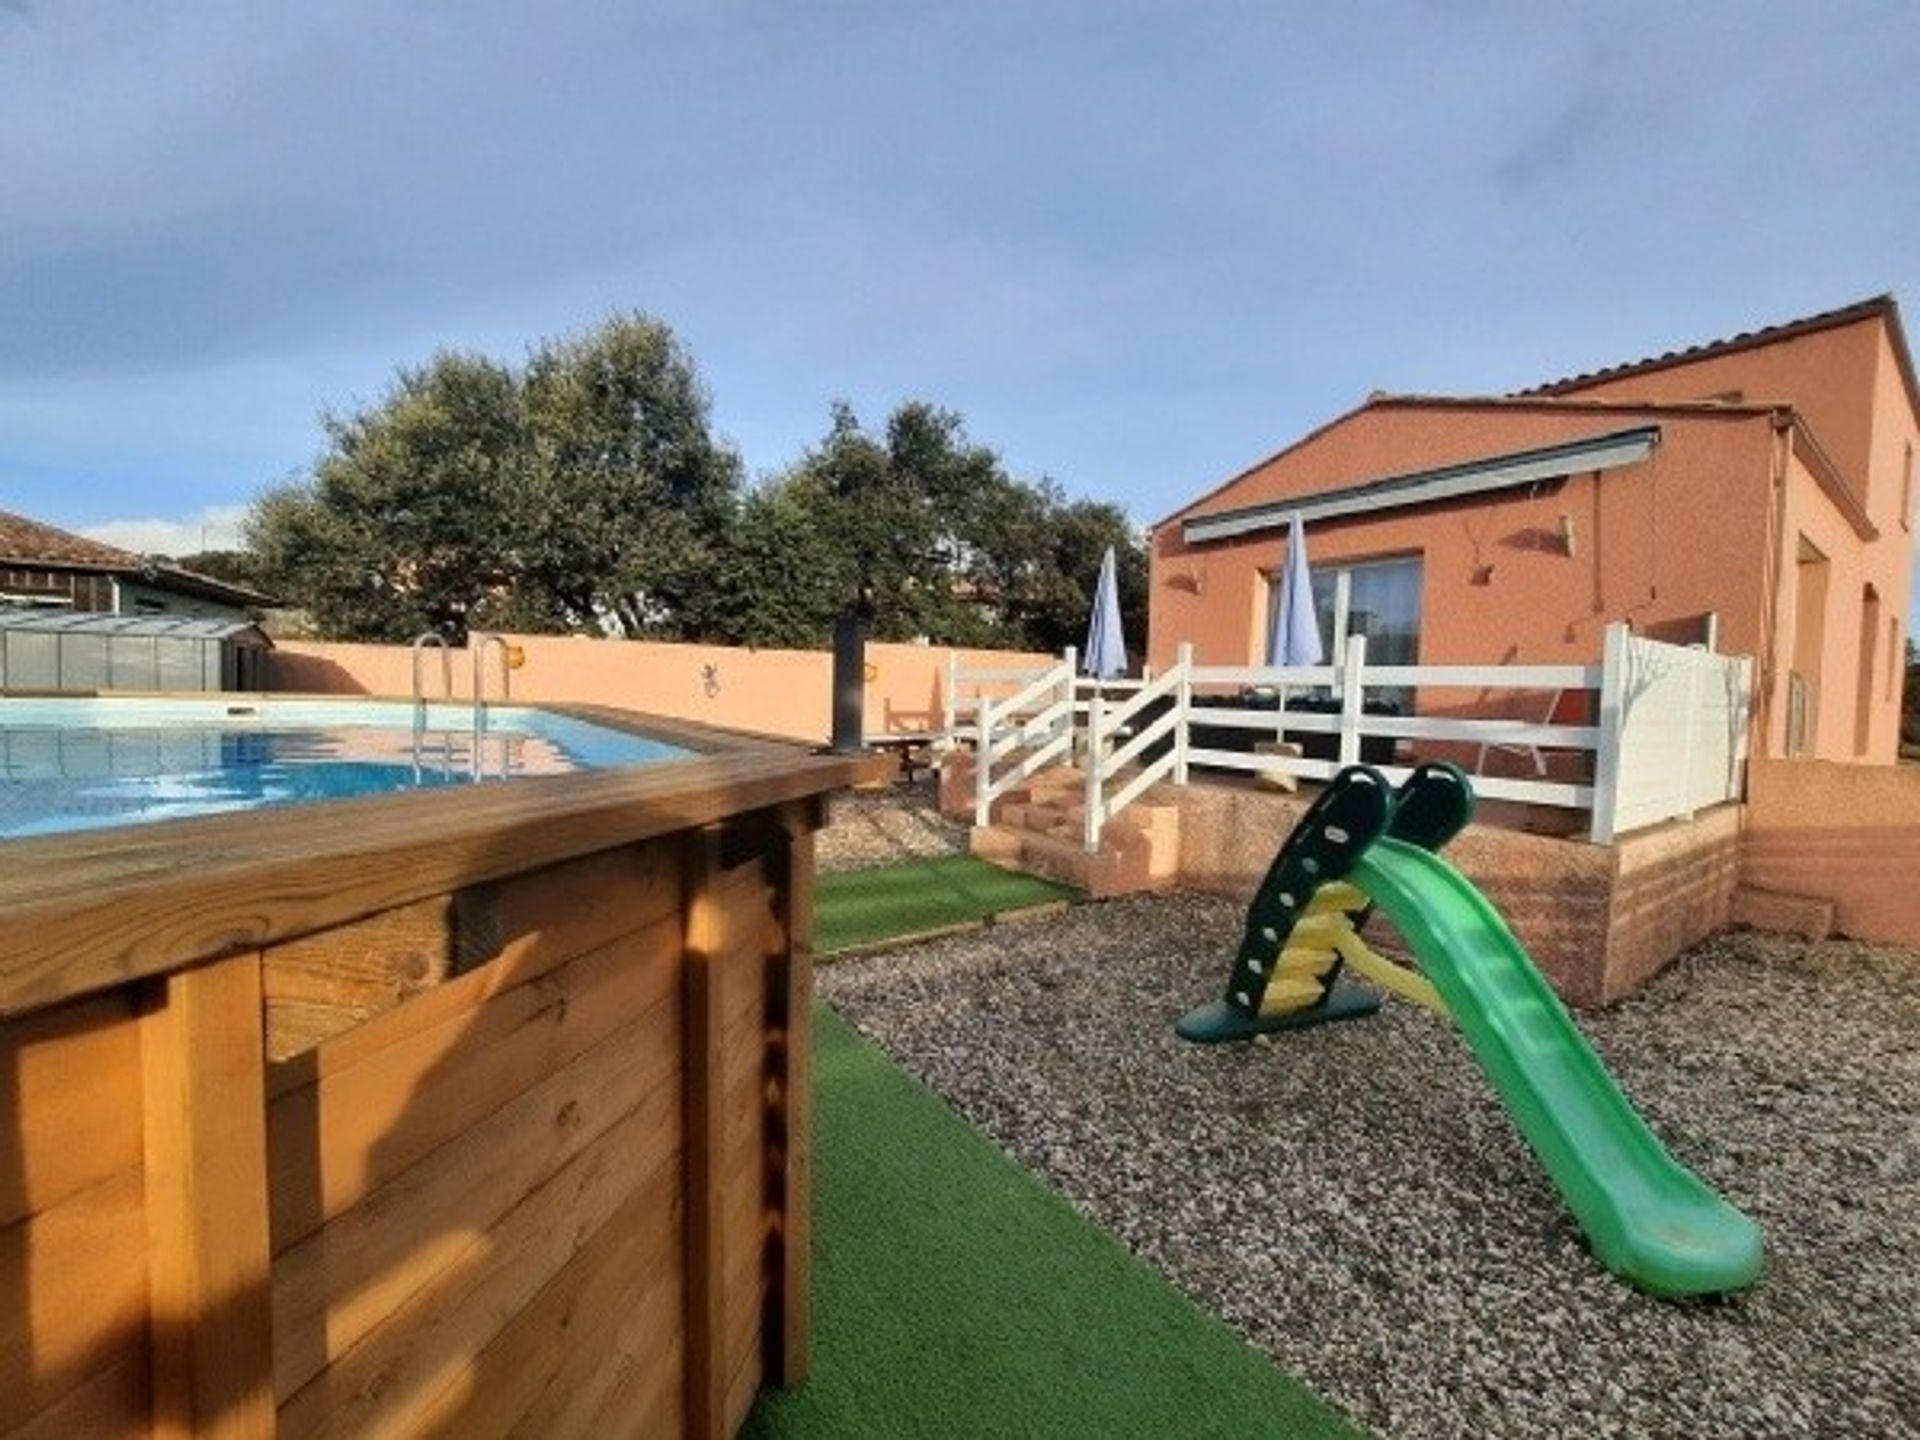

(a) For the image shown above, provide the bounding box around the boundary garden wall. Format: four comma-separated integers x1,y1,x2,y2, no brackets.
267,634,1048,746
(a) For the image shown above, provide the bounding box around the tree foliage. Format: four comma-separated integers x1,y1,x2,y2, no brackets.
518,319,741,636
710,401,1148,657
248,315,739,642
246,318,1149,660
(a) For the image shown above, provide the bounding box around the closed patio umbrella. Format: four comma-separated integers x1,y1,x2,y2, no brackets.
1083,545,1128,763
1267,513,1322,669
1084,545,1128,680
1266,513,1322,744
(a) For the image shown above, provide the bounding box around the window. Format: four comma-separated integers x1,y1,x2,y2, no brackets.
1268,554,1423,707
1891,620,1904,703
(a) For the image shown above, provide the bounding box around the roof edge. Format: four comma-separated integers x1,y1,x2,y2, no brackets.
1521,294,1920,424
1153,398,1376,531
1181,423,1662,546
1783,416,1877,543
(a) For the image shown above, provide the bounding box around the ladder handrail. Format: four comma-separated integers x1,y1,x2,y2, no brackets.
409,632,453,782
471,634,513,782
410,633,453,719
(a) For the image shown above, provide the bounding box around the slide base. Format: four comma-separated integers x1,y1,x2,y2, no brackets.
1176,986,1381,1044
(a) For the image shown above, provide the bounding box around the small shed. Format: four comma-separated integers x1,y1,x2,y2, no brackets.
0,611,273,693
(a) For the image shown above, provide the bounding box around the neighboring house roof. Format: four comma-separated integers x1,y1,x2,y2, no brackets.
1519,293,1920,423
0,508,275,608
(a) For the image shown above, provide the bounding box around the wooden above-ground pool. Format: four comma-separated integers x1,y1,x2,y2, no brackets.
0,700,881,1438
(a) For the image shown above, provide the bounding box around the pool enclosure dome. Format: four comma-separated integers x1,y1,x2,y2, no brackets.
0,609,272,692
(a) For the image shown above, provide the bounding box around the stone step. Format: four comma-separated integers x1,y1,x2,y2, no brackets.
969,821,1178,899
1054,798,1179,838
991,793,1179,849
1729,885,1835,942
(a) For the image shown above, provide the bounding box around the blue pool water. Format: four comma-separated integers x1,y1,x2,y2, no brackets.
0,698,690,839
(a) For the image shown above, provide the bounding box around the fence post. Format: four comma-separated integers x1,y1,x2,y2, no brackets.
1061,645,1078,757
1337,633,1367,767
1681,648,1703,819
1083,690,1103,852
974,693,992,827
1174,642,1193,786
1589,622,1629,843
1734,656,1754,798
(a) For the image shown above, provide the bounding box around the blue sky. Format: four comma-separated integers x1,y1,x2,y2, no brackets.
2,2,1916,622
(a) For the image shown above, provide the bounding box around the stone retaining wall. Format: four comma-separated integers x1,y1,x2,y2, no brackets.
1172,781,1742,1006
1742,758,1920,950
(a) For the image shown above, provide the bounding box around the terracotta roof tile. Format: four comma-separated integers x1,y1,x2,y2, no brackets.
0,508,140,569
0,507,274,606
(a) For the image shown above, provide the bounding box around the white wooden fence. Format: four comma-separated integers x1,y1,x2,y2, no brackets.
1589,624,1753,842
969,650,1079,827
951,622,1753,851
942,650,1150,749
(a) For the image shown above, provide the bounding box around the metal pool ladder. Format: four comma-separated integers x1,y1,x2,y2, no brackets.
471,634,514,782
410,632,455,781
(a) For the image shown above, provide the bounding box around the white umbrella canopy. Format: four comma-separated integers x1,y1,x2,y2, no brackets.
1264,514,1321,754
1267,513,1323,667
1083,545,1128,678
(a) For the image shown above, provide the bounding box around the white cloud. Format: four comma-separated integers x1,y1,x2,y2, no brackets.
80,503,249,557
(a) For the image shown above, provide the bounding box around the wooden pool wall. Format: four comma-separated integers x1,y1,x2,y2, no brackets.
0,708,870,1438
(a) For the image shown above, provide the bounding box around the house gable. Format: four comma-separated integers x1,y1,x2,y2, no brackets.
1528,297,1919,515
1168,397,1774,532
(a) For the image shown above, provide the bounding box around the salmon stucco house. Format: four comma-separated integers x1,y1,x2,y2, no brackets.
1150,296,1919,766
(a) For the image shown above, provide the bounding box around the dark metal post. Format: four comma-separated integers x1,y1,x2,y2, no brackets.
830,612,867,754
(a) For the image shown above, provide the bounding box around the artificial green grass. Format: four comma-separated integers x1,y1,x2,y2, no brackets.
813,854,1079,955
742,1008,1363,1440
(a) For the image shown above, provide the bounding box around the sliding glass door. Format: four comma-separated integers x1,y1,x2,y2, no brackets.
1272,555,1423,707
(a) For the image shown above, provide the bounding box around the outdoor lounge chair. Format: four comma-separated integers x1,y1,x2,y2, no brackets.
1474,688,1564,778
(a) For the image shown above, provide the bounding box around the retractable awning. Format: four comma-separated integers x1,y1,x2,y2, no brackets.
1181,425,1660,546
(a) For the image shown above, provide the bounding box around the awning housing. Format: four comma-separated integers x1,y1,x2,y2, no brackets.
1181,425,1660,546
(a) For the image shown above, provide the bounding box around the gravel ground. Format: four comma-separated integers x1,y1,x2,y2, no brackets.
816,777,968,874
821,893,1920,1440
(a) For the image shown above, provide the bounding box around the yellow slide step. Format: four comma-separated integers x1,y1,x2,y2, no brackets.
1283,913,1352,947
1258,975,1328,1014
1273,944,1337,978
1308,882,1369,917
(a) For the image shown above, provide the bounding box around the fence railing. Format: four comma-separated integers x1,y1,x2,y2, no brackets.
973,649,1078,825
943,652,1152,750
951,623,1753,851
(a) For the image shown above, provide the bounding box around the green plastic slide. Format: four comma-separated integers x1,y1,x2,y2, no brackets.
1352,837,1764,1297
